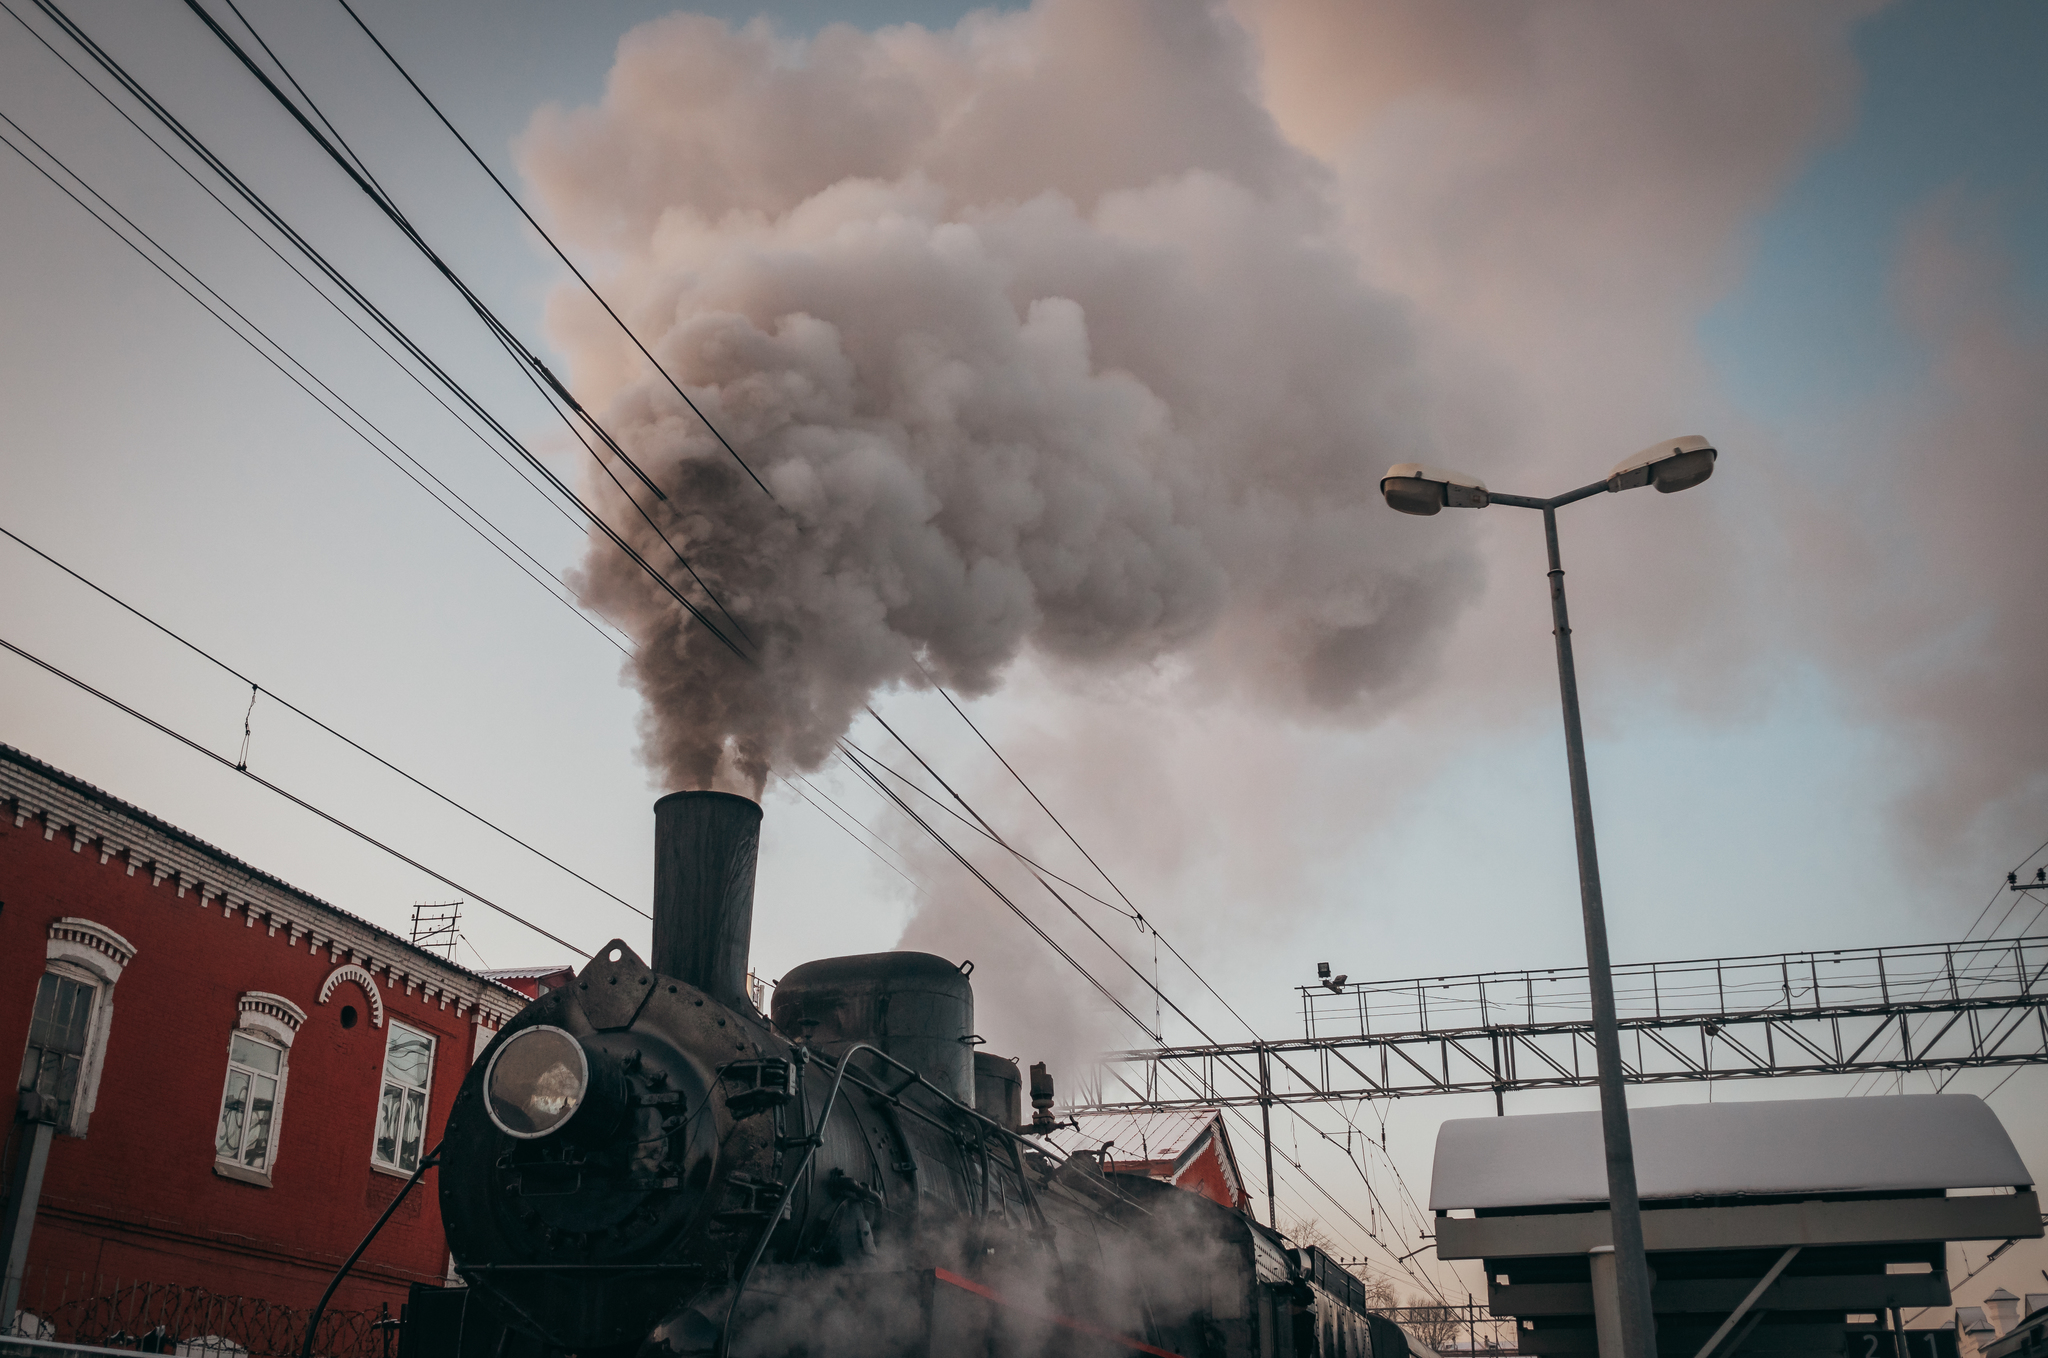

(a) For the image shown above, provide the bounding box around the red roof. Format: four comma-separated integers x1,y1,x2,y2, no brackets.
1059,1108,1251,1213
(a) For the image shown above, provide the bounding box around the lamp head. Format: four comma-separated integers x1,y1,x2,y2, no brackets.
1608,435,1716,494
1380,464,1490,515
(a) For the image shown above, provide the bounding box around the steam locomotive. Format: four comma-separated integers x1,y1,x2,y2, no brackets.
416,792,1427,1358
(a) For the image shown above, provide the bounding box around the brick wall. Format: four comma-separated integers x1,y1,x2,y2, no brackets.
1,781,530,1322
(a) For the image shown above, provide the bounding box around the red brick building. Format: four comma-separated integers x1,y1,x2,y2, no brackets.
1071,1107,1254,1213
0,744,537,1351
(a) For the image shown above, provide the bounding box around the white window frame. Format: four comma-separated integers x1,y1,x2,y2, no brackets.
32,918,135,1136
21,966,101,1136
213,1022,291,1187
370,1020,436,1177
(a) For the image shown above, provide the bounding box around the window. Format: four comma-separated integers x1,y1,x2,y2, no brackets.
215,1032,284,1175
372,1022,434,1174
19,971,95,1129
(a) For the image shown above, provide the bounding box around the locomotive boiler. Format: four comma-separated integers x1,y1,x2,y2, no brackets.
428,791,1408,1358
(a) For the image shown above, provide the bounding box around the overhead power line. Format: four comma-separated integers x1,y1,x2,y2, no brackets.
22,0,749,663
0,632,589,959
834,739,1161,1040
325,0,776,503
170,0,756,653
0,523,648,922
0,106,628,662
21,0,1416,1271
0,0,593,541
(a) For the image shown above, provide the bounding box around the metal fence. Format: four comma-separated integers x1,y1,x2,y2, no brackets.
4,1269,397,1358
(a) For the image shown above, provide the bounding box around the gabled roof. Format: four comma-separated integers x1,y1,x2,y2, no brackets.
1430,1095,2032,1211
1062,1107,1251,1212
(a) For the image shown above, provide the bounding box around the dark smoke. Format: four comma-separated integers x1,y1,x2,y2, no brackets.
530,0,1475,794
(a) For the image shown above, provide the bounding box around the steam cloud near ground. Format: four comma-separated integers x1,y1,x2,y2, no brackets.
527,0,1474,796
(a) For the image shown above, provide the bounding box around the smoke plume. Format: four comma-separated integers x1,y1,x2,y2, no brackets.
525,0,1473,795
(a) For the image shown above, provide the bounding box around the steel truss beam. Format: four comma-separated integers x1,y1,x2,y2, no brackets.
1073,936,2048,1113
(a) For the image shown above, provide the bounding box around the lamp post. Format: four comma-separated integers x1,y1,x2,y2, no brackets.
1379,435,1718,1358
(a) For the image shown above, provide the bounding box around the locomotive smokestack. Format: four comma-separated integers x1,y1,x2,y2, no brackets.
652,791,762,1008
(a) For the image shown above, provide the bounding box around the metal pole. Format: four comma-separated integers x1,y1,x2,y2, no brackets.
1259,1047,1278,1229
1542,504,1656,1358
1,1103,57,1332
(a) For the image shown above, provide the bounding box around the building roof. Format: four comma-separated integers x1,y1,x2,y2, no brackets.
1,742,534,1021
1059,1107,1252,1212
1064,1106,1229,1163
1430,1095,2032,1211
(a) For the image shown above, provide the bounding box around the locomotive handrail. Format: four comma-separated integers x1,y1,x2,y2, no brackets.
797,1040,1149,1209
296,1142,441,1358
717,1041,878,1358
716,1040,1155,1357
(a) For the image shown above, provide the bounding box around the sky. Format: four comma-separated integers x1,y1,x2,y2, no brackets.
0,0,2044,1313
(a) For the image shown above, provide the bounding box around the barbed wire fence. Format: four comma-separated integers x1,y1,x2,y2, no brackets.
5,1267,399,1358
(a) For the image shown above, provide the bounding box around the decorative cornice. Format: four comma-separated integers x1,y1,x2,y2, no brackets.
1,754,531,1027
237,991,306,1048
318,963,385,1029
47,917,137,981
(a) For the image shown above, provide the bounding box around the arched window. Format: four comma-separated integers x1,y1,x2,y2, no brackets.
214,993,303,1187
23,919,136,1136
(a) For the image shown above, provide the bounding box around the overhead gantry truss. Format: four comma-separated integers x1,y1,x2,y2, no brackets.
1072,935,2048,1113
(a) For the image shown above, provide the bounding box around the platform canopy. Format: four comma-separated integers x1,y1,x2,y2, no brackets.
1430,1094,2032,1211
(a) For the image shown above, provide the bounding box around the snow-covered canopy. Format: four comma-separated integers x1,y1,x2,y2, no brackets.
1429,1094,2031,1211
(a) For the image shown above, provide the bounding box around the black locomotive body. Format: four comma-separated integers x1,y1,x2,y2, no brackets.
428,792,1422,1358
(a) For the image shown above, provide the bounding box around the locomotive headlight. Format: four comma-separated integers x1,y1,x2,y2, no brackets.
485,1026,591,1139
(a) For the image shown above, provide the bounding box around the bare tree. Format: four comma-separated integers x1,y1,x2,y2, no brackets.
1399,1297,1467,1351
1286,1219,1336,1253
1361,1275,1402,1313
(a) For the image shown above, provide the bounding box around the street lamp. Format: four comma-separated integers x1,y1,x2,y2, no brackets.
1380,435,1718,1358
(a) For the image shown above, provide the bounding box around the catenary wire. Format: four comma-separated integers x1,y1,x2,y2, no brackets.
175,0,670,506
170,0,758,653
137,0,1278,1096
779,774,924,896
834,740,1161,1039
842,718,1450,1290
0,523,649,921
0,633,589,958
858,713,1235,1050
0,0,593,541
855,707,1447,1269
834,742,1134,916
34,0,1428,1267
0,18,1155,1048
326,0,777,503
0,25,941,945
918,667,1269,1039
0,109,628,662
1841,838,2048,1097
24,0,749,663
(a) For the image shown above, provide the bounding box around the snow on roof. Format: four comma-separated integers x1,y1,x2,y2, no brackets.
1429,1095,2031,1211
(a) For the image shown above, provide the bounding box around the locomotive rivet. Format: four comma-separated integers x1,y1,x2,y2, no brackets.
609,976,618,985
667,985,677,993
638,976,648,985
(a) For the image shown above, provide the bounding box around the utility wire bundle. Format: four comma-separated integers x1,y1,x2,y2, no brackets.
0,0,1466,1292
